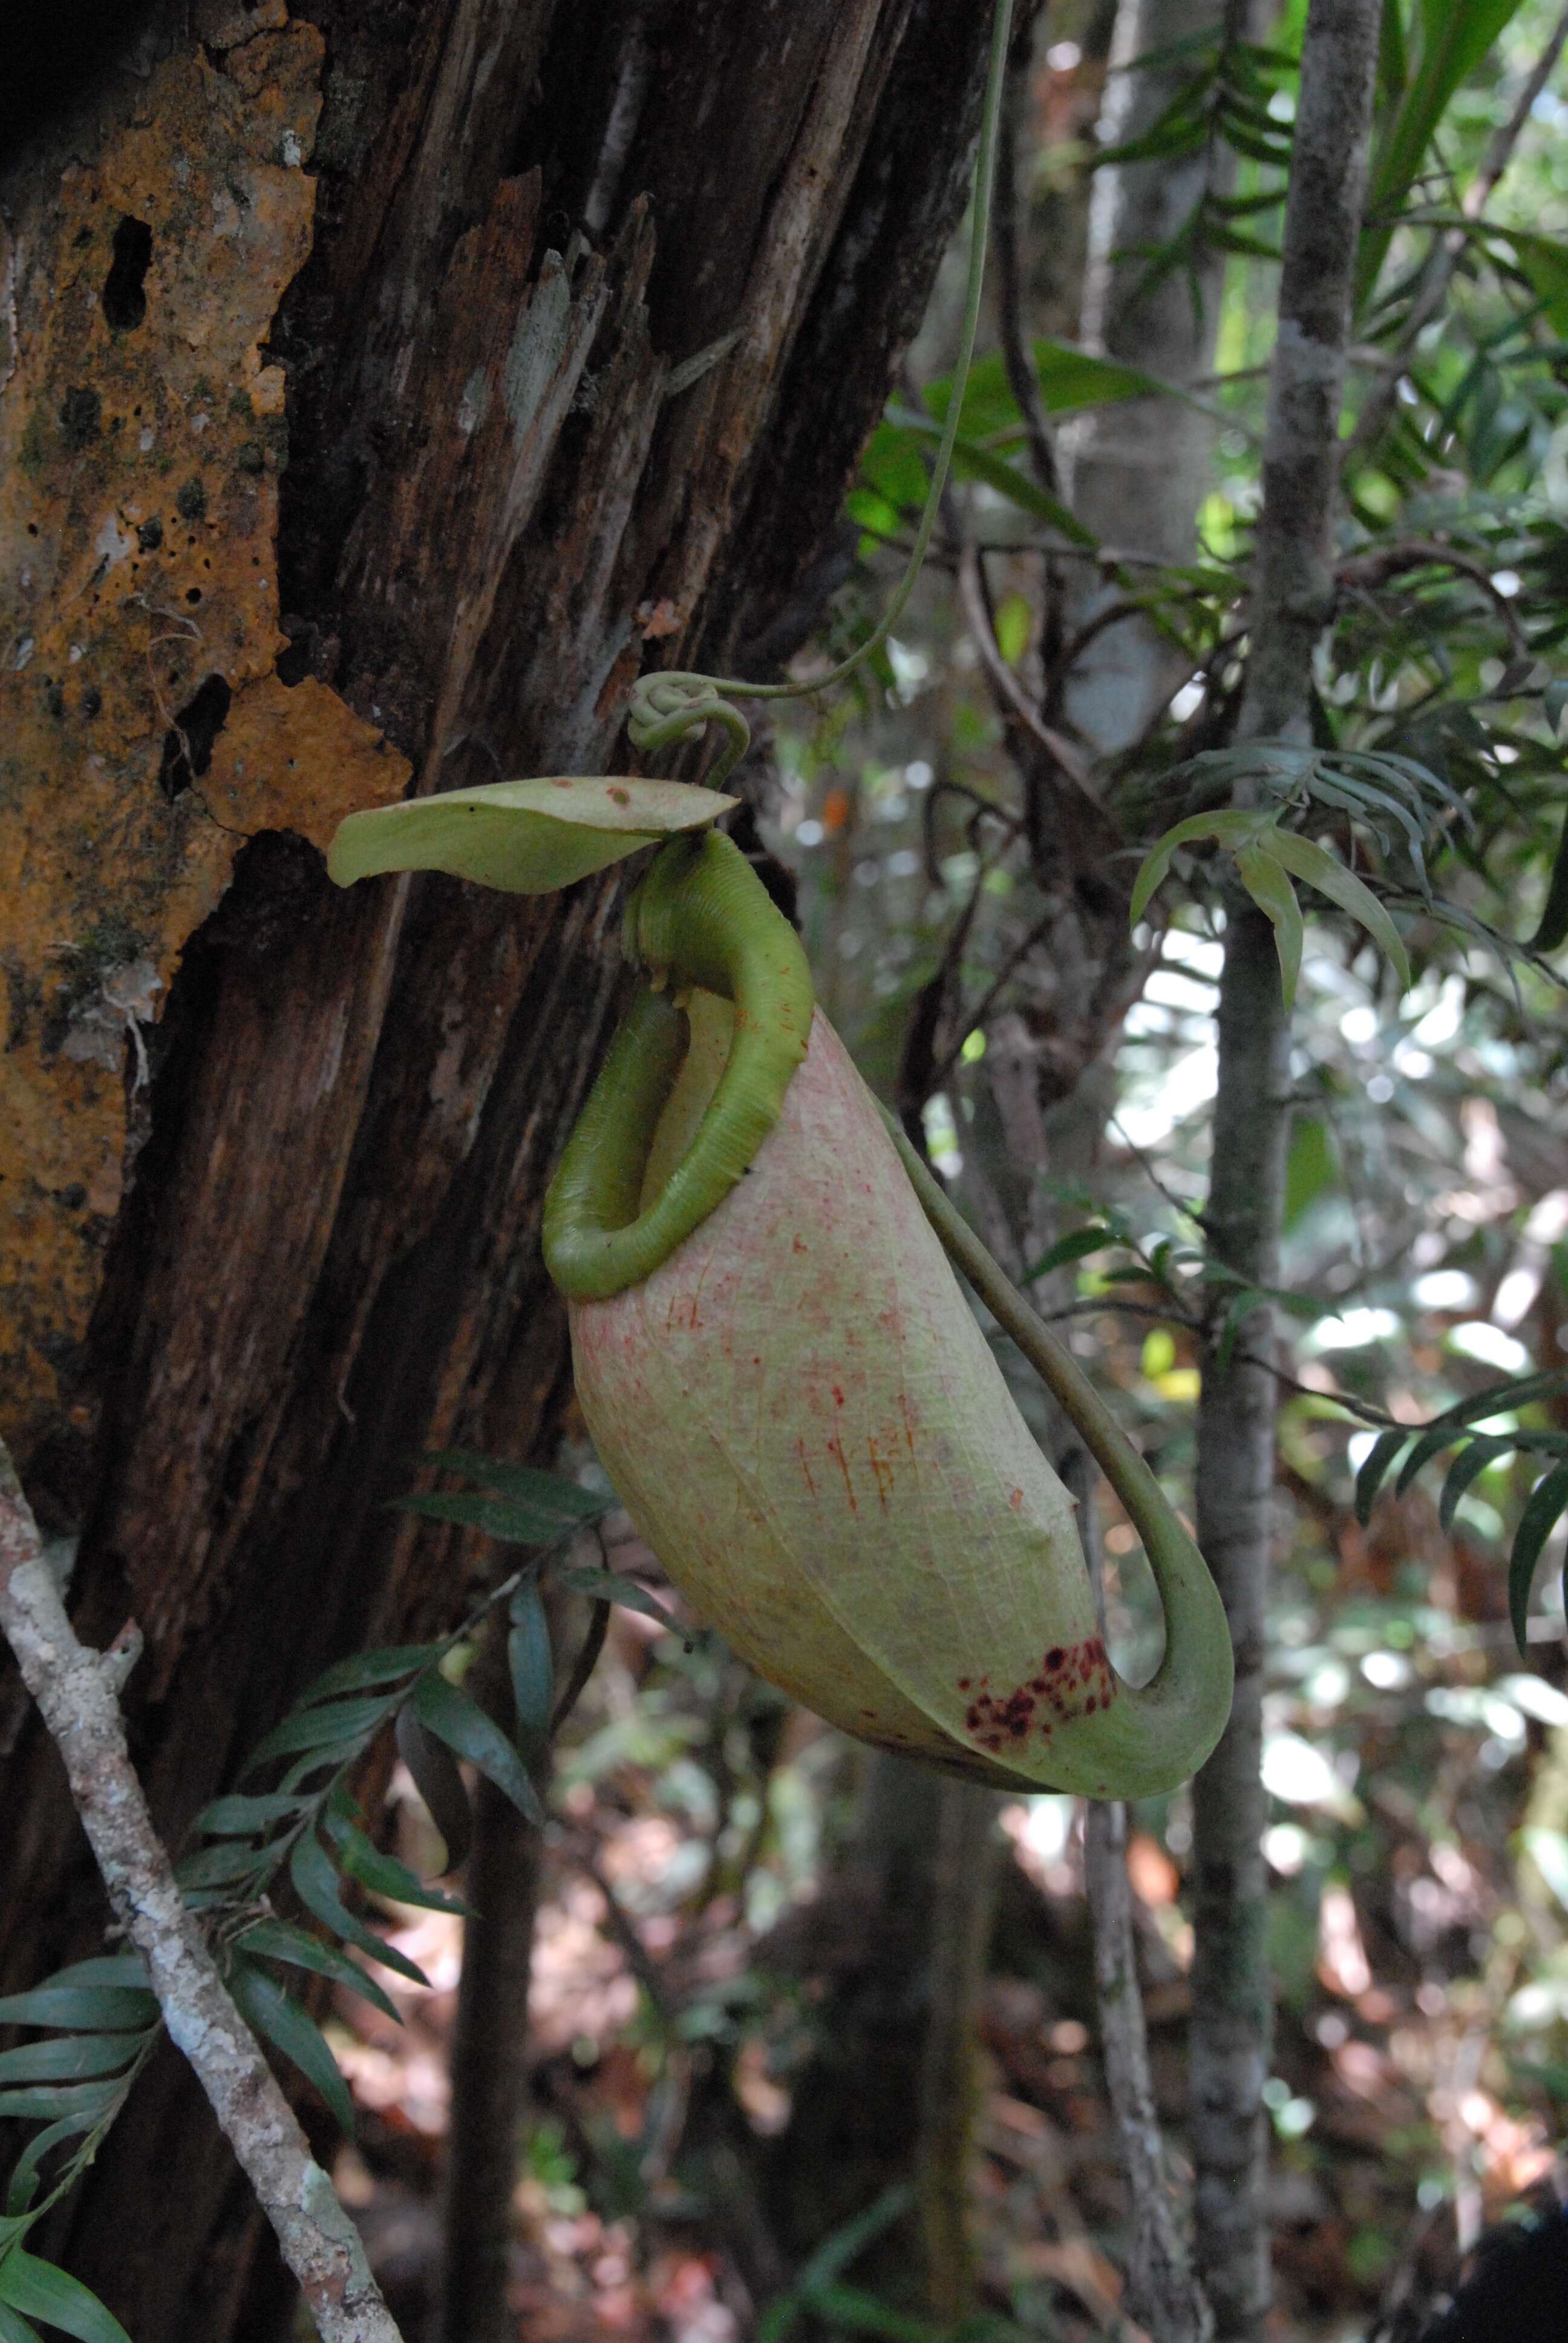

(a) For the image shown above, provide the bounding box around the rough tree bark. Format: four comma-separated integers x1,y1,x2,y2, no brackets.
0,4,1003,2336
1187,5,1383,2337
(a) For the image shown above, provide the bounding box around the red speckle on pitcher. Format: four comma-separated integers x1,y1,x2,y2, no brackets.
958,1636,1114,1753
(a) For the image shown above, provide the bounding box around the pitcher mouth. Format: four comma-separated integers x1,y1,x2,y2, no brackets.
542,831,812,1301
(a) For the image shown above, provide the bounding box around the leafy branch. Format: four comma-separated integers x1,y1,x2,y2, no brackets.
1352,1372,1568,1651
0,1446,678,2336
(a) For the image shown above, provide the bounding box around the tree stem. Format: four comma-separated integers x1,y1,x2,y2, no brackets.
0,1444,405,2343
1187,4,1384,2335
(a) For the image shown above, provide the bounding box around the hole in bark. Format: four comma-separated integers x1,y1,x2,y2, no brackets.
102,216,152,330
158,673,231,800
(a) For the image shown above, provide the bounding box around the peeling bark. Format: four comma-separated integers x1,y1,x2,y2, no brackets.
0,3,1002,2333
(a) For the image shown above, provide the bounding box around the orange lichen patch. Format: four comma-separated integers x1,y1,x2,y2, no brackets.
0,18,408,1468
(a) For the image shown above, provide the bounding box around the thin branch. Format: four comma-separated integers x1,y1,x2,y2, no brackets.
0,1442,405,2343
1077,1455,1208,2343
956,539,1100,801
993,36,1060,497
1084,1808,1212,2339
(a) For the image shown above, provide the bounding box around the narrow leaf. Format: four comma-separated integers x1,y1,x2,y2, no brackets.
1020,1227,1117,1283
554,1568,681,1635
287,1834,431,1989
0,2255,131,2343
1233,842,1304,1008
1528,810,1568,953
190,1792,307,1839
1439,1437,1513,1533
410,1674,544,1827
234,1922,402,2027
227,1961,356,2138
0,2039,142,2088
1355,1427,1409,1524
394,1707,474,1874
1429,1369,1568,1434
411,1455,608,1518
174,1842,268,1893
25,1959,146,1994
393,1490,591,1547
7,2117,108,2218
1510,1464,1568,1656
0,2087,120,2125
321,1812,468,1916
1129,810,1265,925
1263,830,1412,991
1395,1422,1464,1498
0,2304,41,2343
508,1582,555,1745
243,1694,396,1774
0,1987,155,2034
291,1645,445,1706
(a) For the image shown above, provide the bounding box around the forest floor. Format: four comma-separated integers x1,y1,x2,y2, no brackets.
323,1676,1560,2343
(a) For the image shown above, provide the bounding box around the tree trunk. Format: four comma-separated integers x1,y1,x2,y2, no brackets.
1187,5,1383,2336
1062,0,1244,749
0,4,1000,2335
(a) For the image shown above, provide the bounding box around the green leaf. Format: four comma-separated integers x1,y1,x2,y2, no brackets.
1031,337,1171,415
991,592,1031,668
0,2087,120,2126
327,776,736,897
0,2255,131,2343
189,1792,307,1839
232,1921,402,2027
1233,842,1304,1008
0,2303,41,2343
393,1707,474,1873
227,1959,356,2138
243,1694,396,1774
1128,810,1264,926
802,2286,947,2343
1510,1464,1568,1656
1358,0,1527,309
508,1582,555,1745
412,1454,609,1518
1395,1421,1465,1497
291,1645,445,1705
287,1833,432,1989
174,1841,268,1892
554,1567,682,1636
1284,1115,1338,1230
27,1960,146,1993
320,1809,468,1916
7,2116,109,2218
1439,1437,1514,1533
1428,1369,1568,1434
410,1673,544,1827
1020,1227,1117,1283
1527,807,1568,953
393,1489,601,1547
0,1985,155,2034
1354,1427,1409,1524
885,408,1095,545
1261,830,1412,992
0,2039,142,2088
